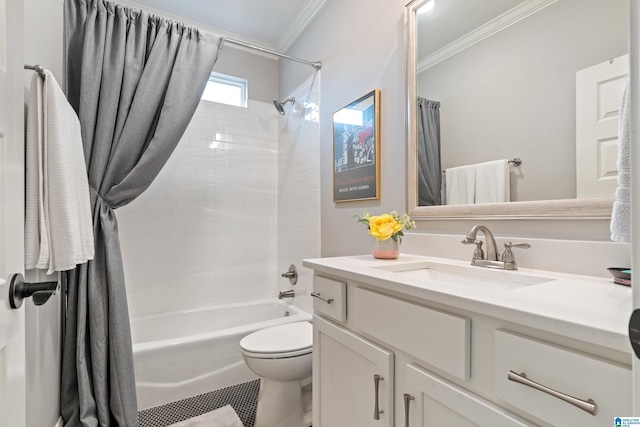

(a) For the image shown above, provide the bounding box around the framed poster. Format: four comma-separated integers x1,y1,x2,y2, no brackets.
332,89,380,202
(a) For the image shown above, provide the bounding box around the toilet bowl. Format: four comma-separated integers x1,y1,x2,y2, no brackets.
240,321,313,427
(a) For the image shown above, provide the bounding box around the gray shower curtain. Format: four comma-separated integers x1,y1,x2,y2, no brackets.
417,97,442,206
62,1,223,425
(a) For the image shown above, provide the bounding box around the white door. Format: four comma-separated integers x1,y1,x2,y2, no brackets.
576,54,629,198
0,0,26,424
404,364,534,427
313,315,394,427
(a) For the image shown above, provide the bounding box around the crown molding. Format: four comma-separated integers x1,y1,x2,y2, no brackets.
276,0,328,53
418,0,559,73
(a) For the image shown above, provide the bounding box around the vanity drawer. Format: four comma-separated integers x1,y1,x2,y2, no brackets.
352,287,470,380
494,329,631,427
312,276,346,322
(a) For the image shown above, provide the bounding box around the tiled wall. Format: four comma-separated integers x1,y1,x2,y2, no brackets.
118,77,321,317
277,77,321,314
118,100,280,316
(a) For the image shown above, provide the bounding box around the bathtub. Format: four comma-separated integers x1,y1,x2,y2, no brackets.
131,298,312,410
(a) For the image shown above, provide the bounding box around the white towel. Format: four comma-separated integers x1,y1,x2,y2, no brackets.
168,405,244,427
611,81,631,243
475,159,510,204
25,69,94,274
445,164,476,205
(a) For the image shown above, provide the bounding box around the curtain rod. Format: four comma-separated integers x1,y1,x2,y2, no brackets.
225,37,322,71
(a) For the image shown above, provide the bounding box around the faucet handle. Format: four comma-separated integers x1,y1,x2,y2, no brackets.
504,242,531,249
461,239,485,260
501,242,531,268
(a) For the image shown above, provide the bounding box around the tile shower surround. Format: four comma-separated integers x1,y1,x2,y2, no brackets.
118,87,320,316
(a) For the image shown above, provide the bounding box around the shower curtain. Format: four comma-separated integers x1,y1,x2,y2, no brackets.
417,97,442,206
62,1,223,425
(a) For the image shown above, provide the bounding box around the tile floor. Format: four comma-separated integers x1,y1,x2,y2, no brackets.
138,379,260,427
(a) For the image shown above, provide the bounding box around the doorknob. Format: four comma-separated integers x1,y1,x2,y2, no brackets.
8,273,59,309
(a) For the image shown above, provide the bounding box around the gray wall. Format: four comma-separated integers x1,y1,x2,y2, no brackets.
281,0,620,259
282,0,408,257
419,0,628,202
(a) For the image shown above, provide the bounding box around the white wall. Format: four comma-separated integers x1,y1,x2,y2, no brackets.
281,0,628,266
119,77,322,317
277,75,321,314
118,100,280,315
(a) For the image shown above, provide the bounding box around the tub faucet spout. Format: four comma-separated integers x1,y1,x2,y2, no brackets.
279,290,295,299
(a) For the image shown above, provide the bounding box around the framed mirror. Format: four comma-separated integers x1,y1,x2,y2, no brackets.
405,0,627,219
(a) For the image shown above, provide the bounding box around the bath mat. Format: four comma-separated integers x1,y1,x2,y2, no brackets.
167,405,244,427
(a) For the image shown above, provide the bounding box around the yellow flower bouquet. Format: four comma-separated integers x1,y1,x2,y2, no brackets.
355,211,416,242
355,211,416,259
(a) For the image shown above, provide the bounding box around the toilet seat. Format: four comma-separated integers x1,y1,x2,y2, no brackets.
240,321,312,359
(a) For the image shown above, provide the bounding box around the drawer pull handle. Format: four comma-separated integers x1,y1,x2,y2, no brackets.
311,292,334,304
508,370,597,416
374,374,384,420
403,393,414,427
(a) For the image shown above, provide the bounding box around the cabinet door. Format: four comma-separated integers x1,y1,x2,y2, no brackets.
404,364,535,427
313,315,394,427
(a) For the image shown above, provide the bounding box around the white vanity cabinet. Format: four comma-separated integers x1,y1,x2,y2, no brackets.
313,315,394,426
405,363,534,427
312,278,532,427
493,329,632,426
306,255,633,427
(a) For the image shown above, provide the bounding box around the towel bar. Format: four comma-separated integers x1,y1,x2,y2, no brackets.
443,158,523,174
24,64,46,79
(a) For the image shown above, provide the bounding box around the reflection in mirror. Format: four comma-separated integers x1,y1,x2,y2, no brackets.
405,0,626,218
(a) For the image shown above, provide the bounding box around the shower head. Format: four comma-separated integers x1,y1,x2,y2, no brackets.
273,97,295,115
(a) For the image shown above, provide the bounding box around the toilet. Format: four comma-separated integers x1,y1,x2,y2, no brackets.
239,321,313,427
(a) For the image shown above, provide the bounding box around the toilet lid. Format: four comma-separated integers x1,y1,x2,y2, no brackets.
240,321,312,354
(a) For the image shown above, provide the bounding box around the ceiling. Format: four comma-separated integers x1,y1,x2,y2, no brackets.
127,0,326,52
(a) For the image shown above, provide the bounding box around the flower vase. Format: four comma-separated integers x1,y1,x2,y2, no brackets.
372,238,400,259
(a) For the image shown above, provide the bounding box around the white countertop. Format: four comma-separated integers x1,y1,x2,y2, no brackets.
303,254,633,354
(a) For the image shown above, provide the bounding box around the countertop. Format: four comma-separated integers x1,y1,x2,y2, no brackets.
303,254,633,354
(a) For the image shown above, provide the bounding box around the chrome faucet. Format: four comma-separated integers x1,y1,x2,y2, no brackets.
278,290,295,299
461,225,499,262
461,225,530,270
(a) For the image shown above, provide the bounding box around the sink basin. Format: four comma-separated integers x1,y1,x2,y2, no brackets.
373,260,554,292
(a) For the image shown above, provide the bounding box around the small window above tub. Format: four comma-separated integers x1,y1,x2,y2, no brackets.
201,72,248,108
